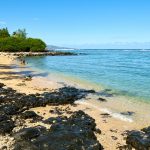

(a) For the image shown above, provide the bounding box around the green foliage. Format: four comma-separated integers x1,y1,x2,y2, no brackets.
26,38,46,52
0,37,25,52
0,37,46,52
0,28,46,52
0,28,10,38
12,29,27,39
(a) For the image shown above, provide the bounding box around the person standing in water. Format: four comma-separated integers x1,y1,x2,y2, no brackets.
20,56,26,65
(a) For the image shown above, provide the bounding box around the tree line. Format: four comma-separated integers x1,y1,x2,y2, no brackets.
0,28,46,52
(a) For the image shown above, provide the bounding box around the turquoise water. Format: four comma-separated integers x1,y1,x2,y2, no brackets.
25,49,150,101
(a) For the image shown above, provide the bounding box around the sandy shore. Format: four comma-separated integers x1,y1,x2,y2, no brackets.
0,53,147,149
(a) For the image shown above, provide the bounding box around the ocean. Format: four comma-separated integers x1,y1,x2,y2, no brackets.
25,49,150,102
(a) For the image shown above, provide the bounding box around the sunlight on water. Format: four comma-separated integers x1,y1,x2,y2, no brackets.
25,49,150,102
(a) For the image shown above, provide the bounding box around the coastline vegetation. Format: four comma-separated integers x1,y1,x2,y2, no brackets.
0,28,46,52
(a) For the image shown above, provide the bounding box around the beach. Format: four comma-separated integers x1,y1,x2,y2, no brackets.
0,53,149,149
1,0,150,149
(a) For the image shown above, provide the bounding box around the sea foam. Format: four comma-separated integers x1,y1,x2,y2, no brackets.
75,100,133,123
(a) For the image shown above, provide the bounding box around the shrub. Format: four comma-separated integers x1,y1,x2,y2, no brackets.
0,28,46,52
12,29,27,39
0,28,10,38
0,37,46,52
26,38,46,52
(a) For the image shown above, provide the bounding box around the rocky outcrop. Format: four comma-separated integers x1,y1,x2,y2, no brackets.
98,97,107,102
20,111,43,120
14,111,103,150
0,104,20,115
0,84,96,135
0,86,96,109
43,116,68,124
0,51,77,57
126,126,150,150
0,83,5,88
14,126,45,141
0,82,103,149
0,115,15,135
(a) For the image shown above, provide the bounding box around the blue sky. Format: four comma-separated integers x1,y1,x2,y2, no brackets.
1,0,150,48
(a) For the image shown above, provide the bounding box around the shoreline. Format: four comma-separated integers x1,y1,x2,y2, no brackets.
24,56,150,126
0,53,149,149
0,51,77,58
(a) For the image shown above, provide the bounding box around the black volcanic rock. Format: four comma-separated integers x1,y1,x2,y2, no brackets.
14,127,42,141
142,126,150,134
14,141,38,150
0,83,102,149
43,116,68,124
41,86,96,105
0,83,5,88
0,119,15,134
0,104,20,115
14,111,103,150
98,97,107,102
20,111,42,120
0,114,9,122
120,111,135,116
126,126,150,149
0,85,95,109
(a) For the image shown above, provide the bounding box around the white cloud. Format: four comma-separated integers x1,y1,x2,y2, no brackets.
0,21,6,25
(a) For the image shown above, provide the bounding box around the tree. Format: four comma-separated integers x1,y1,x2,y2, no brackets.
0,28,10,38
27,38,46,52
0,37,25,52
12,28,27,39
0,28,46,52
0,37,46,52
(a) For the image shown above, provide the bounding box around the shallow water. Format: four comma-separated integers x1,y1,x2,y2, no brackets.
26,49,150,102
23,49,150,124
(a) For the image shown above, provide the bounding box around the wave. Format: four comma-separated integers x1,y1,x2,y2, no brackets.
75,100,133,123
139,49,150,52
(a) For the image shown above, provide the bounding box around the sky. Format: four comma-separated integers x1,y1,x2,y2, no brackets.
1,0,150,48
